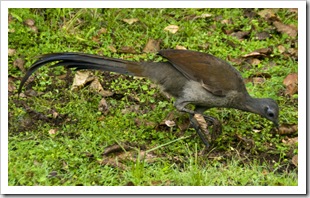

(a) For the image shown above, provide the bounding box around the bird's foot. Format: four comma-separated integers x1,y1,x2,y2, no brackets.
190,114,222,148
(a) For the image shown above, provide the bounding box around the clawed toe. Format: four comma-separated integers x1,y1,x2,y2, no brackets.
189,113,222,148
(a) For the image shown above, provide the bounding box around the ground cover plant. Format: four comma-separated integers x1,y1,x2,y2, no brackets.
8,8,298,186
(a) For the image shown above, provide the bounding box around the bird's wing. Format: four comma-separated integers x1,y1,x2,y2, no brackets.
158,50,247,96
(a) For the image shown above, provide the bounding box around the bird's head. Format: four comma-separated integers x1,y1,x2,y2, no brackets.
245,97,279,127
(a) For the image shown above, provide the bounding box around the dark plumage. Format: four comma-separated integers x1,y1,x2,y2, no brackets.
19,49,279,147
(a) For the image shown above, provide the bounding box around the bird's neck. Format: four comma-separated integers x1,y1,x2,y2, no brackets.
241,95,264,116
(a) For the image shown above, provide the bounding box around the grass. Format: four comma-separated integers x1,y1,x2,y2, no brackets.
8,8,298,186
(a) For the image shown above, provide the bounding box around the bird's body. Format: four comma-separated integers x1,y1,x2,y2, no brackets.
19,49,279,147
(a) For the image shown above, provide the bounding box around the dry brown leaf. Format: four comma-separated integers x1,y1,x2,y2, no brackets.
8,77,16,92
198,43,210,50
289,8,298,13
221,18,233,25
164,25,179,34
89,77,104,94
273,21,297,37
194,114,208,132
8,48,16,56
283,73,298,96
231,31,249,40
278,124,298,135
255,32,270,40
121,105,140,115
243,47,273,58
287,48,298,57
108,45,117,53
292,155,298,167
282,137,298,146
48,128,57,135
123,18,139,25
175,45,187,50
248,58,261,66
102,143,131,156
119,46,136,54
98,97,108,113
277,45,286,53
13,58,25,72
258,9,278,20
143,39,161,53
71,71,95,91
252,77,265,85
30,26,38,33
134,118,157,128
24,19,35,26
99,158,127,170
97,27,107,34
165,120,176,127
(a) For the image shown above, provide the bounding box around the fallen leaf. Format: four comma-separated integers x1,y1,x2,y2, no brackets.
283,73,298,96
71,71,95,91
121,105,140,114
258,9,279,21
99,158,127,170
123,18,139,25
287,48,298,57
273,21,297,37
185,13,212,20
8,48,16,56
292,155,298,167
221,18,233,25
175,45,186,50
165,120,176,127
252,77,265,85
48,129,57,135
119,46,136,54
244,9,257,18
8,14,13,24
281,137,298,146
255,32,270,40
242,47,273,58
198,43,210,50
102,143,131,156
231,31,249,40
227,56,243,65
29,26,38,33
247,58,261,66
8,76,16,92
194,114,208,132
289,8,298,13
164,25,179,34
134,118,157,128
143,39,161,53
89,77,107,95
278,124,298,135
108,45,117,53
51,110,59,118
98,97,109,113
97,27,107,34
24,18,35,26
13,58,25,72
277,45,286,53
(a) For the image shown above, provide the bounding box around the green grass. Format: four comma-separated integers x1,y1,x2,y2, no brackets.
8,8,298,186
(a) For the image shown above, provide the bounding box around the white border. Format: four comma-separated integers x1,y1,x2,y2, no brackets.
1,0,306,195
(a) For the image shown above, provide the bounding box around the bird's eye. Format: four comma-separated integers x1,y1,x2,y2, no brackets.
268,112,274,118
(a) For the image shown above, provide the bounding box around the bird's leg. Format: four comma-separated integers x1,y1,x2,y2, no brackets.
193,106,222,146
189,114,210,148
199,114,222,141
175,101,221,147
